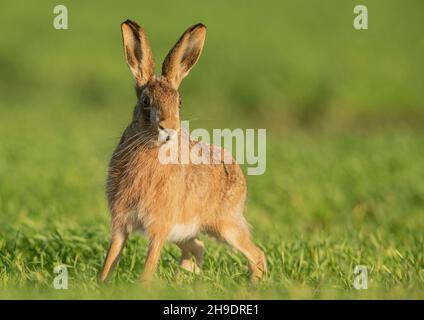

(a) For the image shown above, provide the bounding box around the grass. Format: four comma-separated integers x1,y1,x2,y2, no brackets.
1,124,423,299
0,0,423,299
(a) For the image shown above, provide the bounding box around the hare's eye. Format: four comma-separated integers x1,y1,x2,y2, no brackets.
142,96,150,108
179,97,182,108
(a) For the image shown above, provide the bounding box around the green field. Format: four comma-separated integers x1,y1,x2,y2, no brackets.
0,1,423,299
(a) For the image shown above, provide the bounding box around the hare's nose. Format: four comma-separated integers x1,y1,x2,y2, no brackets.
158,125,175,143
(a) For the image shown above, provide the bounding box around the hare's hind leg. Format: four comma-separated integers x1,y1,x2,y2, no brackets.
177,238,204,274
99,227,128,282
218,220,267,282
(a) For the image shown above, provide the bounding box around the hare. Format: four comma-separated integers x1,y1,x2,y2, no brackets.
99,19,267,283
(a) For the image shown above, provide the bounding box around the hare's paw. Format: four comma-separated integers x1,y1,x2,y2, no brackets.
179,258,201,274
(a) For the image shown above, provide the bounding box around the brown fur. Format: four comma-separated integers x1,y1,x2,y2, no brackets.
99,20,267,283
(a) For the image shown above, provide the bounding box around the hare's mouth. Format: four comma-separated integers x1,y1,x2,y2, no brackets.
157,128,177,144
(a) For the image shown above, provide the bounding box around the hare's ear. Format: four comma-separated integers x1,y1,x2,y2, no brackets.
121,20,155,88
162,23,206,89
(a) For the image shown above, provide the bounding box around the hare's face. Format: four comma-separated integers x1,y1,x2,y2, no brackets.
136,80,180,145
121,20,206,146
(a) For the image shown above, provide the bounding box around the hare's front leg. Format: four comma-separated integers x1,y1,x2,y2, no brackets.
99,227,128,282
140,234,167,282
177,238,204,274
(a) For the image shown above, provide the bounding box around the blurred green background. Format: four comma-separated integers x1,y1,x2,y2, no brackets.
0,0,423,299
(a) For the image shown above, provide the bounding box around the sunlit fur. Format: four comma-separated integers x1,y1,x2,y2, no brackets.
99,20,267,283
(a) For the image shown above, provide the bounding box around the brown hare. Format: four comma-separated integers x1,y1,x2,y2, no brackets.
99,19,267,283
